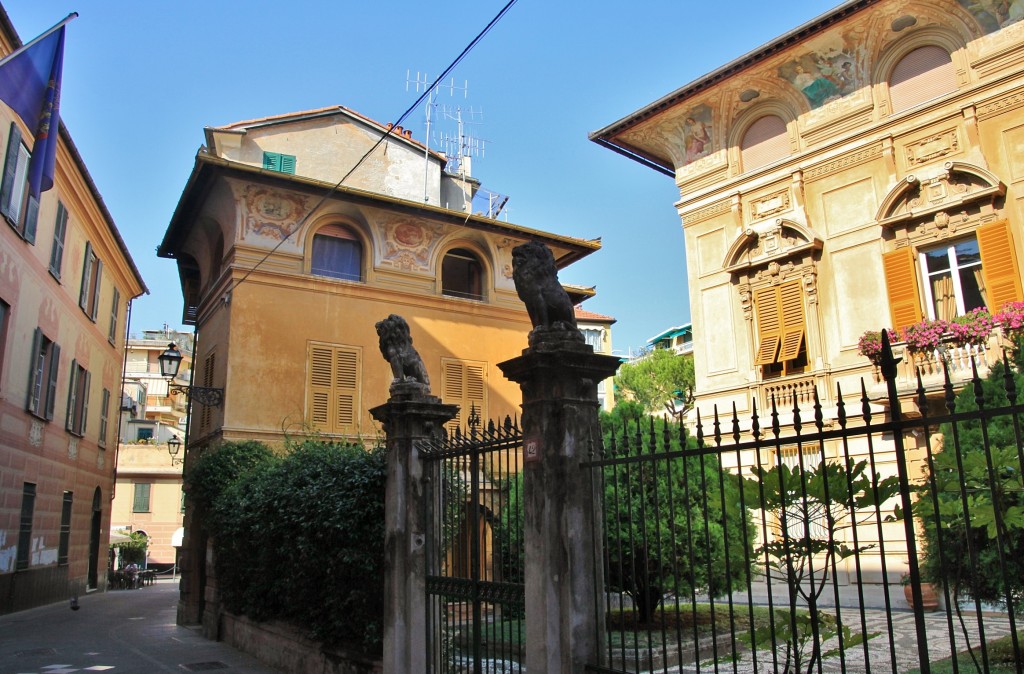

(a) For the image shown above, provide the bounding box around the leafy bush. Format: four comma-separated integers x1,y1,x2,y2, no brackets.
190,439,387,654
915,360,1024,611
494,414,752,625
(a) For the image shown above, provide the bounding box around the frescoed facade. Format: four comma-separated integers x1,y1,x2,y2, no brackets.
159,105,600,626
592,0,1024,585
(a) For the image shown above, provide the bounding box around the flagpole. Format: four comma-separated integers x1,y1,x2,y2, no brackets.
0,12,77,70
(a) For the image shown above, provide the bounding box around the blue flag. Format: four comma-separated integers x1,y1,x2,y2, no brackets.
0,24,66,198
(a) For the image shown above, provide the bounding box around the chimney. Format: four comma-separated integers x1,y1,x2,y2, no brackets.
404,129,413,139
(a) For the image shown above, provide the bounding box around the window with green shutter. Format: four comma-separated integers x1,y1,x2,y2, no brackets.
263,151,296,174
133,483,151,513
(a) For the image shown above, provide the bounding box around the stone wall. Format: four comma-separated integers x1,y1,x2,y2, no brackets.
218,611,382,674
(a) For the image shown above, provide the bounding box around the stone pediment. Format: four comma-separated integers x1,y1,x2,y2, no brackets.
723,218,823,273
876,161,1005,228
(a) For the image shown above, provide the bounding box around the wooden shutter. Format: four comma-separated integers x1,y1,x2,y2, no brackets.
777,281,807,362
307,343,360,434
883,247,924,332
441,359,487,433
262,152,280,171
200,353,215,430
66,360,79,432
280,154,296,174
46,343,60,420
977,219,1024,311
26,327,42,412
23,194,38,243
80,370,91,434
79,243,93,310
335,348,358,430
90,259,103,320
1,123,21,220
753,287,782,365
890,46,955,114
109,289,121,342
49,202,67,276
741,115,789,172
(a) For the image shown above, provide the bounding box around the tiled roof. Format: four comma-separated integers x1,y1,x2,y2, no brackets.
575,307,616,322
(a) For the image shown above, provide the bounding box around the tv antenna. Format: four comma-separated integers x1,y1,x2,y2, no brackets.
406,71,471,204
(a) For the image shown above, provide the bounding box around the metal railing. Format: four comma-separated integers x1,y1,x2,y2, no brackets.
585,341,1023,674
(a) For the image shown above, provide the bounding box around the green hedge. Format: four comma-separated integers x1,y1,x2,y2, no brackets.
187,439,386,654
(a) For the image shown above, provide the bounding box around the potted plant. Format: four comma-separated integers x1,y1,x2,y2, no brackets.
901,571,940,612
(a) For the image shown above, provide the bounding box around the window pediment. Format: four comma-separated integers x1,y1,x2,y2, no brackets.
876,161,1005,228
723,218,823,273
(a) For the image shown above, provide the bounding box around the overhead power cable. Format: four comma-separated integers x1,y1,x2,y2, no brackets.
226,0,520,295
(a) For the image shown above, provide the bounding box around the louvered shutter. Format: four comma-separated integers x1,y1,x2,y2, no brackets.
263,152,280,171
79,243,93,310
753,287,782,365
777,280,807,362
1,123,21,219
46,343,60,420
889,46,955,114
307,344,360,434
977,220,1024,311
49,202,67,276
90,259,103,320
335,348,358,430
309,345,332,432
66,360,79,432
200,353,215,430
883,247,924,332
23,195,38,243
741,116,789,172
280,154,296,174
80,370,91,434
442,359,487,433
443,360,465,433
26,327,41,412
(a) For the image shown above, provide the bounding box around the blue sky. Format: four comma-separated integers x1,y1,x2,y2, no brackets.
4,0,837,355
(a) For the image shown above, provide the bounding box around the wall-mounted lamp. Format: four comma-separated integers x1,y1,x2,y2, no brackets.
158,343,224,408
168,436,184,467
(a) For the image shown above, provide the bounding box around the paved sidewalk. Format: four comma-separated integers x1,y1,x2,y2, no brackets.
0,578,282,674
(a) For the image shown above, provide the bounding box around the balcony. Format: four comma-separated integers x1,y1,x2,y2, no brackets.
889,330,1003,393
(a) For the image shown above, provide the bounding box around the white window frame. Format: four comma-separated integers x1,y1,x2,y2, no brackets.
918,237,983,320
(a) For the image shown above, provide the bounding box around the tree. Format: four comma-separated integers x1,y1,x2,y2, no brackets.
493,415,753,625
915,359,1024,613
614,348,695,415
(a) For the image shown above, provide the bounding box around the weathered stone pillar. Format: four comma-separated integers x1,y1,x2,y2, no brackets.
499,336,620,674
370,382,457,674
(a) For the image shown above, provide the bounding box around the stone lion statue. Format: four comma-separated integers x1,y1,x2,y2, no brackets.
375,314,430,388
512,241,578,332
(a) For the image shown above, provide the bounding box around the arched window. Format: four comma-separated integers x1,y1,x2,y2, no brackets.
889,45,955,114
442,248,483,300
740,115,789,172
311,225,362,282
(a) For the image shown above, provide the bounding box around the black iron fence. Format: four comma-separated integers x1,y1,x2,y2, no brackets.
585,352,1023,674
419,412,525,674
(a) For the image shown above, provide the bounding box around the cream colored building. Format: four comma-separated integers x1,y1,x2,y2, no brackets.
0,8,147,612
592,0,1024,581
110,442,184,570
158,105,601,625
576,305,617,411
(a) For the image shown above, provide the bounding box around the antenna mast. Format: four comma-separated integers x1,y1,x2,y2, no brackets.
406,71,469,204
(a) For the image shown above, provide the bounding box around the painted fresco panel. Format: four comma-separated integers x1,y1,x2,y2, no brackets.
957,0,1024,32
777,32,865,110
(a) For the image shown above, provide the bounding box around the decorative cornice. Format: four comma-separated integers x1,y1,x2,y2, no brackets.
802,143,883,181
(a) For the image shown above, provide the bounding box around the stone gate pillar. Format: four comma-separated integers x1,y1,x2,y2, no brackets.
370,381,457,674
500,336,620,674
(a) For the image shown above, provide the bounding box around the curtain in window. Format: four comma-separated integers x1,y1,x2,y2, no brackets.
311,235,361,281
931,274,955,320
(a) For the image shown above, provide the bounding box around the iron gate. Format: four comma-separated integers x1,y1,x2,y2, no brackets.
419,411,526,674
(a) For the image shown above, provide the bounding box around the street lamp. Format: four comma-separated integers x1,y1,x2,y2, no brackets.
167,436,184,467
158,342,224,408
